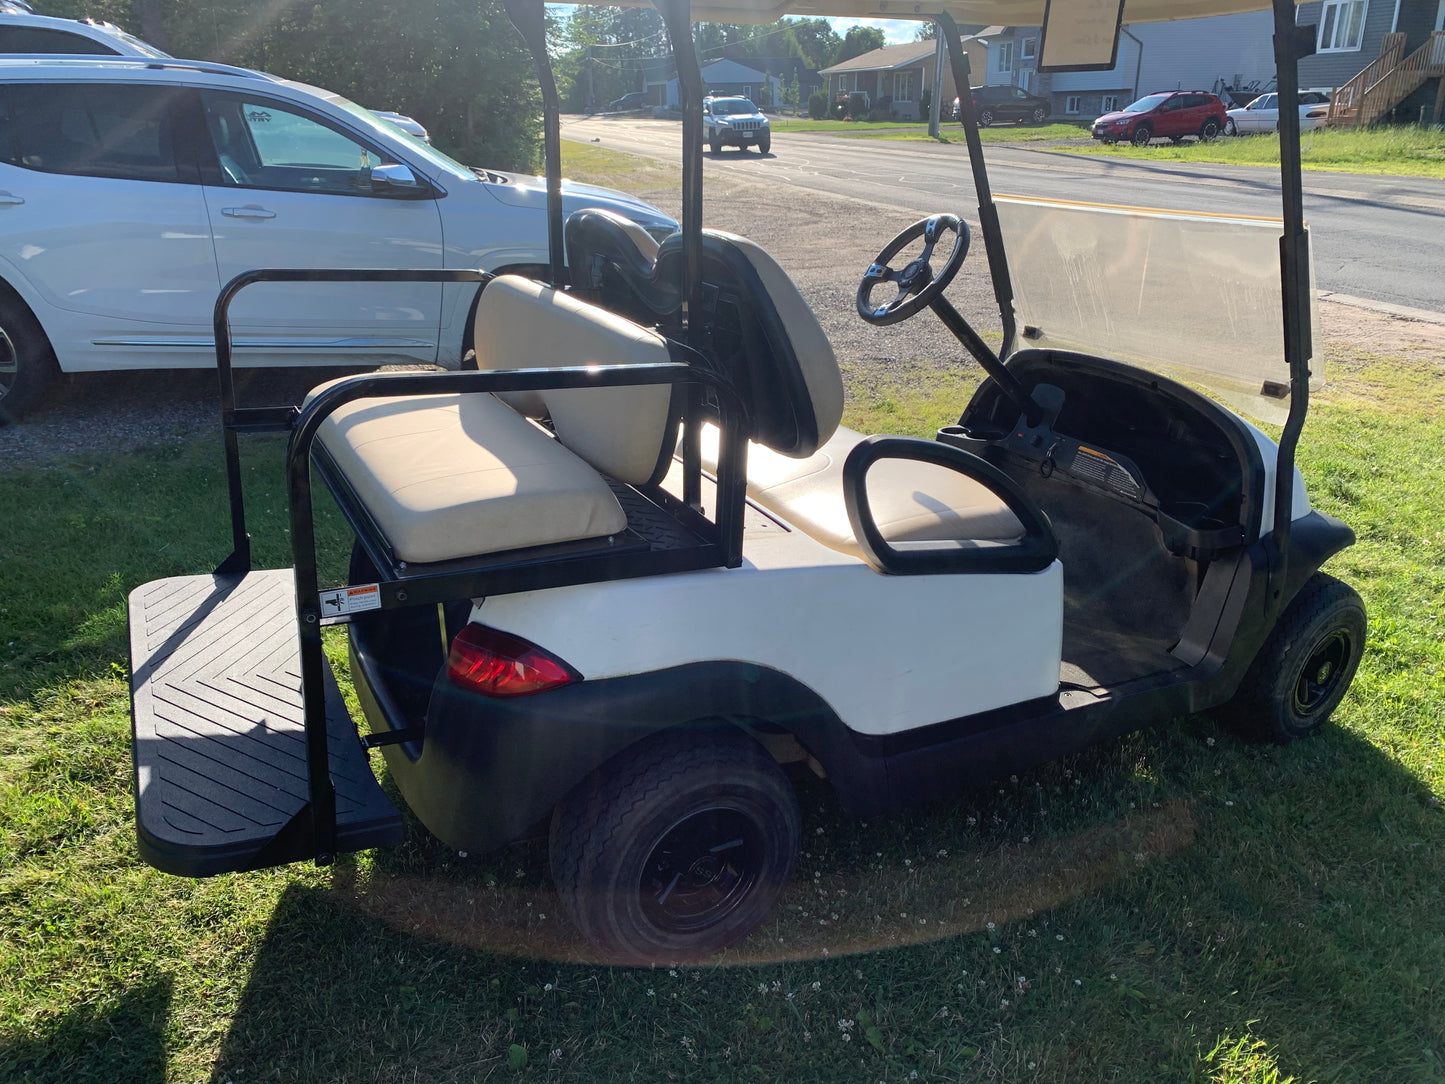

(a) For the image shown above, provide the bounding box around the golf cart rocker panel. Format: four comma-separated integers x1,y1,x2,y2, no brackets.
350,503,1352,858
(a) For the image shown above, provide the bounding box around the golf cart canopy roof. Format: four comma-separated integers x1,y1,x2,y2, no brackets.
548,0,1297,25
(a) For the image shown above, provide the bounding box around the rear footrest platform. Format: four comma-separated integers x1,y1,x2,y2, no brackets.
129,568,403,876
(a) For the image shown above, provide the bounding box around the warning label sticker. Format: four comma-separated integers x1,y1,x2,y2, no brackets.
319,583,382,616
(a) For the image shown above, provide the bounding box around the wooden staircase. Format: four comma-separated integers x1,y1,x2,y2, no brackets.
1328,30,1445,127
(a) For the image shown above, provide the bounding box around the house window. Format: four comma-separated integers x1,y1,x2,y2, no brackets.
1102,95,1119,112
1022,37,1037,60
996,41,1015,75
1318,0,1368,51
1066,95,1081,114
894,71,916,101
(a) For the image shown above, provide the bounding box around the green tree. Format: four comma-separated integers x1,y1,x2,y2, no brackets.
836,25,885,64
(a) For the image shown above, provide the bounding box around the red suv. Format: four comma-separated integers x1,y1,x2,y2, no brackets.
1091,91,1228,146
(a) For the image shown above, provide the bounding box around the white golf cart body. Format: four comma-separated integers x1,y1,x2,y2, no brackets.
124,0,1364,962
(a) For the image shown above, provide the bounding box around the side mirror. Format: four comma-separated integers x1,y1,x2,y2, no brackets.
371,162,425,195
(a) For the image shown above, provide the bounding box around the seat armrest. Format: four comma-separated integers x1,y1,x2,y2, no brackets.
842,436,1058,575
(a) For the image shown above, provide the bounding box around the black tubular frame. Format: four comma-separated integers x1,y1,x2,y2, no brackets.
211,267,749,865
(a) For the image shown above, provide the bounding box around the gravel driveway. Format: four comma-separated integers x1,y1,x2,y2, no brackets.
3,161,1440,469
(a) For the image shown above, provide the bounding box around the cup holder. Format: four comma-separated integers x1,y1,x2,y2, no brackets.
1159,501,1242,558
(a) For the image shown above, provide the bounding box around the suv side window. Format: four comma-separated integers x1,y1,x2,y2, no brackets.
3,82,184,182
201,91,390,196
0,26,117,53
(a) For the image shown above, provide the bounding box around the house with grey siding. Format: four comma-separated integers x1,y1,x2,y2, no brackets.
1028,11,1276,119
1296,0,1445,123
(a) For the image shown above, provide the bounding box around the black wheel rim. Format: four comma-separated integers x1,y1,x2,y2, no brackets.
0,325,15,400
639,806,765,934
1293,628,1353,717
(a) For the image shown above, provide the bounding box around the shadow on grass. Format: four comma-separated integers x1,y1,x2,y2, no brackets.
0,977,171,1084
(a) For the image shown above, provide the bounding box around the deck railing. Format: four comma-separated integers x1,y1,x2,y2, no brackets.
1329,31,1445,127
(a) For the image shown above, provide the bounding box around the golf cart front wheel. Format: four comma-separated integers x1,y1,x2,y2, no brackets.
549,729,801,964
1219,572,1366,742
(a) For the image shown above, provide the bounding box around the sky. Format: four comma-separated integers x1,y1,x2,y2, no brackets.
829,17,924,43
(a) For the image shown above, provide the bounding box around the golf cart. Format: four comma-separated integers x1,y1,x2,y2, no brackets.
125,0,1365,964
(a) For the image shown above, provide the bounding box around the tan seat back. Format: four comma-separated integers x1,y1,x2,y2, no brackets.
472,275,680,486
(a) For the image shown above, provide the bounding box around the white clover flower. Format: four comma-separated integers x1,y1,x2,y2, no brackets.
811,981,821,991
1074,979,1082,986
543,983,553,992
986,921,995,930
1056,934,1065,941
993,947,1002,954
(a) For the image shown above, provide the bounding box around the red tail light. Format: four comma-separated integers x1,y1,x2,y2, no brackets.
446,623,579,698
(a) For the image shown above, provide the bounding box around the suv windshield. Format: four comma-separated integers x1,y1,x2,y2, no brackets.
709,98,755,116
1122,93,1171,112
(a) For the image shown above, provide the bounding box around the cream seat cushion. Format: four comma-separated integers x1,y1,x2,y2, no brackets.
702,424,1024,561
311,377,626,565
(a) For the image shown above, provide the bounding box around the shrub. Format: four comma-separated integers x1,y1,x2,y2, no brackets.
919,87,932,122
808,91,827,120
848,91,869,120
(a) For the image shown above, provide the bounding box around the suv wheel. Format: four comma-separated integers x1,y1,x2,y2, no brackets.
977,108,995,128
1198,118,1221,142
1130,124,1153,147
1225,117,1238,136
1030,106,1048,125
757,132,771,154
709,136,722,155
0,289,60,424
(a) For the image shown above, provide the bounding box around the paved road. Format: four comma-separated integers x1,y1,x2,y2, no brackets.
563,117,1445,316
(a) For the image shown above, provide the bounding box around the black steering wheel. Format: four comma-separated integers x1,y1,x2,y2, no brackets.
856,214,970,326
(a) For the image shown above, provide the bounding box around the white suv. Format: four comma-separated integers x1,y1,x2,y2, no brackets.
0,6,172,58
702,96,771,155
0,58,677,419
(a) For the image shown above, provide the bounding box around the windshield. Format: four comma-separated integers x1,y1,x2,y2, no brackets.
328,94,475,181
996,194,1321,422
709,98,756,115
1122,93,1170,113
112,28,172,58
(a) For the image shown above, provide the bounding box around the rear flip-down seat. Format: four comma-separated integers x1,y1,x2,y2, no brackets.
313,275,681,566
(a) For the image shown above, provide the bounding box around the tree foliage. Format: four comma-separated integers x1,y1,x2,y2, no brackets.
835,24,886,63
30,0,542,171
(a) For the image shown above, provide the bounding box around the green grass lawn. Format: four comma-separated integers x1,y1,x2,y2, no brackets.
2,339,1443,1081
1052,125,1445,179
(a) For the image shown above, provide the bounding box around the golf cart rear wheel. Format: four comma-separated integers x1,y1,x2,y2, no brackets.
1219,572,1366,742
0,288,59,424
549,729,800,963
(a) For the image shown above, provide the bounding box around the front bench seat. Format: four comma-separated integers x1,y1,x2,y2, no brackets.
312,276,679,565
700,425,1026,561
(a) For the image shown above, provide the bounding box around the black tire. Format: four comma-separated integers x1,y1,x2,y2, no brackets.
977,108,995,128
757,134,771,154
1218,572,1366,742
1130,124,1153,147
549,728,801,964
709,137,722,155
1225,117,1238,136
0,288,59,424
1199,118,1221,142
1030,106,1048,125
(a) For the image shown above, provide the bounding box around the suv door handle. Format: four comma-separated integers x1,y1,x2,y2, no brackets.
0,192,24,205
221,206,276,219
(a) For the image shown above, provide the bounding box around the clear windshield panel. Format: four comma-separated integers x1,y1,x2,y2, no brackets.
995,194,1320,422
710,98,755,115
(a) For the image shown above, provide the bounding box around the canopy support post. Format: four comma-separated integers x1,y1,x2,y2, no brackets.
655,0,706,512
1270,0,1317,605
937,13,1019,362
500,0,565,285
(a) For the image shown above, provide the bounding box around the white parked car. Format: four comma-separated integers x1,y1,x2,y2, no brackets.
0,58,677,418
1225,90,1331,135
0,6,172,57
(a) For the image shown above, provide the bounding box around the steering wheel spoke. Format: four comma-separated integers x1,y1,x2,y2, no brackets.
855,214,970,326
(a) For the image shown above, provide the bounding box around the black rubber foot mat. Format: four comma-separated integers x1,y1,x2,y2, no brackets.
128,569,402,876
